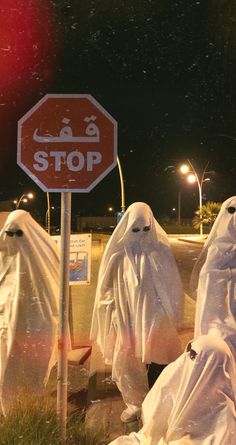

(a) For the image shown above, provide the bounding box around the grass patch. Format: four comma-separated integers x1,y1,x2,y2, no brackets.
0,394,103,445
0,394,60,445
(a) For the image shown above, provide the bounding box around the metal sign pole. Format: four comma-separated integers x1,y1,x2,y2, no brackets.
57,191,71,440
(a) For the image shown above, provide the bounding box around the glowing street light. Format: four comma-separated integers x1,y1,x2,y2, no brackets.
14,192,34,209
187,174,196,184
180,161,210,236
179,164,190,174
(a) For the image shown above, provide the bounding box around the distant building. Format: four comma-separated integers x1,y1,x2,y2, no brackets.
76,216,116,233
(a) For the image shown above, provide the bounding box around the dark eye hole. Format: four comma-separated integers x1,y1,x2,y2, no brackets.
143,226,151,232
189,349,197,360
5,231,14,237
227,206,236,214
5,229,23,237
187,342,192,352
132,227,141,233
186,342,197,360
15,229,23,237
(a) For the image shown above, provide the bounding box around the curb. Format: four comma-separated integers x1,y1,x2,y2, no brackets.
177,238,205,245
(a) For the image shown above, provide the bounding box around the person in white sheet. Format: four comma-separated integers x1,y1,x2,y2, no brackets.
90,202,183,423
190,196,236,357
108,335,236,445
0,210,59,415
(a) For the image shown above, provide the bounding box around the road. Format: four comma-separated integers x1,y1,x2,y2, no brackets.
169,237,203,295
169,237,203,337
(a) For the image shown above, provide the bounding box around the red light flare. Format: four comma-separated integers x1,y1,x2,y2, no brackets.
0,0,59,99
0,0,60,175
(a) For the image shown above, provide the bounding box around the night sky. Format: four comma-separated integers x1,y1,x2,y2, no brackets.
0,0,236,225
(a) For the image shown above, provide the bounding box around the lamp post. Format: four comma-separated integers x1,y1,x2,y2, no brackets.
180,161,210,236
177,191,181,225
117,156,126,212
45,206,55,234
14,192,34,209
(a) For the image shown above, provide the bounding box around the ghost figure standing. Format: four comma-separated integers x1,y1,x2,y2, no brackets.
0,210,59,415
108,335,236,445
90,202,183,422
190,196,236,357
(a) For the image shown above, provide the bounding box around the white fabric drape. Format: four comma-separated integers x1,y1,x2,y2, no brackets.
108,335,236,445
0,210,60,414
90,202,183,408
190,196,236,297
190,196,236,356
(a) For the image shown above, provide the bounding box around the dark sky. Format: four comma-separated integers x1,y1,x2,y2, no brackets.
0,0,236,224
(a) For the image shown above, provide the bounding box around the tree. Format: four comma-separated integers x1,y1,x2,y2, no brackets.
193,201,222,230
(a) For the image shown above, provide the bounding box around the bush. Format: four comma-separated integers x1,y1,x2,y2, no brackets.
192,202,222,230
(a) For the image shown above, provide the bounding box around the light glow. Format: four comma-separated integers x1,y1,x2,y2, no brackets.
187,174,196,184
180,164,190,174
0,0,57,97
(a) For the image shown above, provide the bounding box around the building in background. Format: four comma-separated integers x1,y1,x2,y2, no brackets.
76,216,116,233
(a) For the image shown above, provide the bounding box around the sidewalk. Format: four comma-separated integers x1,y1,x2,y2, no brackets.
177,234,207,245
86,383,136,444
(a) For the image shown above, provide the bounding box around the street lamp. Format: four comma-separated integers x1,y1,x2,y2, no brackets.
45,206,55,234
14,192,34,209
187,174,197,184
180,160,210,236
179,164,190,174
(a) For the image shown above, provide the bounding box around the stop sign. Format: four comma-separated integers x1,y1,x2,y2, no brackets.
17,94,117,192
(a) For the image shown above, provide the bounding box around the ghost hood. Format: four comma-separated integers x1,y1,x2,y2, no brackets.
90,202,183,365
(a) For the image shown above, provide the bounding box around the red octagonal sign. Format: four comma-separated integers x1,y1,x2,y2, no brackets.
17,94,117,192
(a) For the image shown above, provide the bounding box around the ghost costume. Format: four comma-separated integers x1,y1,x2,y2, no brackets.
190,196,236,357
108,335,236,445
90,202,183,417
0,210,59,415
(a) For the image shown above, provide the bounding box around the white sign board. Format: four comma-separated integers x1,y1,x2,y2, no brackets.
53,233,92,285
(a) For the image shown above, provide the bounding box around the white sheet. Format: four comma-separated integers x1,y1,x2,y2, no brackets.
90,202,183,407
0,210,60,414
191,196,236,356
109,335,236,445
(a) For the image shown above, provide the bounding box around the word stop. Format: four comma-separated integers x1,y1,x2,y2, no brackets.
33,150,102,172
